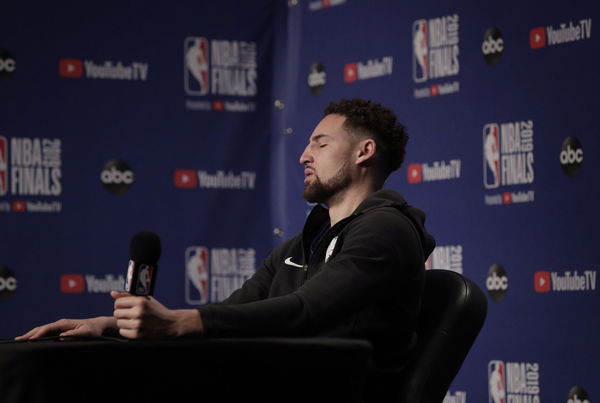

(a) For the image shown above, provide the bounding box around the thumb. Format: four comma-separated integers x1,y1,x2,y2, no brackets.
111,291,131,300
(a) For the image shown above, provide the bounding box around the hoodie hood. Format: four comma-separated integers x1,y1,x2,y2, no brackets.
353,189,436,260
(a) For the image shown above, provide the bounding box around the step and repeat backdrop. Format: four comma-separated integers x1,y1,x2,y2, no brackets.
1,1,599,402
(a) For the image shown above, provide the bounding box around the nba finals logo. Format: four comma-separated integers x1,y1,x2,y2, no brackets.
413,19,429,83
483,123,501,189
185,246,210,305
0,136,7,195
412,15,460,84
184,37,210,95
488,361,506,403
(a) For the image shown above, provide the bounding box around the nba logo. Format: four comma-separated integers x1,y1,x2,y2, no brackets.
483,123,501,189
488,360,506,403
184,37,210,95
136,264,153,295
185,246,210,305
413,19,428,83
0,136,7,196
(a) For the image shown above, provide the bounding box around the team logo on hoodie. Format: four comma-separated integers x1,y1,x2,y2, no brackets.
324,236,339,262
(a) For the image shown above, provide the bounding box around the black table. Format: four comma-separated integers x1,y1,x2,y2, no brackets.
0,337,373,403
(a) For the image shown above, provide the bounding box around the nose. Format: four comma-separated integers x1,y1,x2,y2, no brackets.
299,143,312,166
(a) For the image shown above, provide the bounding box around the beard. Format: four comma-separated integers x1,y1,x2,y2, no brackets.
303,162,352,205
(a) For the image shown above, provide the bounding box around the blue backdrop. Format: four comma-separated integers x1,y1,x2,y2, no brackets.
1,1,598,401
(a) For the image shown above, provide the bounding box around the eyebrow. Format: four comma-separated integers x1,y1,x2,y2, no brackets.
310,134,331,143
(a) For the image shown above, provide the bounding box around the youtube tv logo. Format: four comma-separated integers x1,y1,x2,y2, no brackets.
60,274,85,293
211,100,225,111
407,163,423,184
174,169,197,188
11,201,26,212
534,271,551,293
344,63,358,83
59,58,83,78
530,27,546,49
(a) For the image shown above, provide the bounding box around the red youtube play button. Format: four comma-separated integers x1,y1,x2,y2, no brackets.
60,274,85,293
534,271,551,293
59,59,84,78
174,169,197,188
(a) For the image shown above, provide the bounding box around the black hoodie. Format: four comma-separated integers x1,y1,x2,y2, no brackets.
199,189,436,367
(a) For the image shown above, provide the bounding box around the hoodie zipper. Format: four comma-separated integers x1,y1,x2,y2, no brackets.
304,213,360,279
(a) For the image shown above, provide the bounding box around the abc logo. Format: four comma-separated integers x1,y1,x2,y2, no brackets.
0,48,16,81
482,27,504,65
100,159,134,194
308,62,326,95
487,272,508,290
560,145,583,164
560,137,583,177
0,266,17,302
101,167,134,184
482,37,504,54
486,264,508,302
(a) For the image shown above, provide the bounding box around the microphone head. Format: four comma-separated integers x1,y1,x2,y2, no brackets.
129,231,161,265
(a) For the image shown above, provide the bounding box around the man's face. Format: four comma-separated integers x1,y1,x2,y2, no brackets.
299,114,356,204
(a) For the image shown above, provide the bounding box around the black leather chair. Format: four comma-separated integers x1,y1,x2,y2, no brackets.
365,269,487,403
398,269,488,402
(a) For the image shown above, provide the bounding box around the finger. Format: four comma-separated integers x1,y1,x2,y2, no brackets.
113,307,141,320
116,318,140,330
15,327,40,340
111,291,130,299
118,328,140,339
23,321,67,339
113,295,146,309
59,326,90,337
59,329,84,339
113,297,138,310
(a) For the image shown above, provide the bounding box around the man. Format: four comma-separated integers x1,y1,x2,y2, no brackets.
17,98,435,369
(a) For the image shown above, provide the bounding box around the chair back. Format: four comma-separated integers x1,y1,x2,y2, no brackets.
397,269,488,403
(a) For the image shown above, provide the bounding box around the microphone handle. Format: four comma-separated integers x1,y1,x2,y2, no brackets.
125,260,157,296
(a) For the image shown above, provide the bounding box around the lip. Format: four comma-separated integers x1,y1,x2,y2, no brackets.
303,168,314,184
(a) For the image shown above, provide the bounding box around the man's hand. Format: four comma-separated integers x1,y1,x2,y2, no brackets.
15,316,117,341
111,291,203,339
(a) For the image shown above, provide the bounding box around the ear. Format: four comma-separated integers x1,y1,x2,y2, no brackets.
355,139,377,165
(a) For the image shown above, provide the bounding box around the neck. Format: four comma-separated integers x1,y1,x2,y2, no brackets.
327,184,379,226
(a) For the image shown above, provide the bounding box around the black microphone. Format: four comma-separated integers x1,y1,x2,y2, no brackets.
124,231,161,296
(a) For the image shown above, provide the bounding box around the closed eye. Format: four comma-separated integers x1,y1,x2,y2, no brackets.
319,144,327,148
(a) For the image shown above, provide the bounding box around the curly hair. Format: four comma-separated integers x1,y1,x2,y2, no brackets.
323,98,409,177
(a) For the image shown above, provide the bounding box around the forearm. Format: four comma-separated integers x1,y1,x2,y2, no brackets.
199,293,311,338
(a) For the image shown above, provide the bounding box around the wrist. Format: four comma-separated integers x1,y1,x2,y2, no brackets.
96,316,118,337
172,309,204,338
